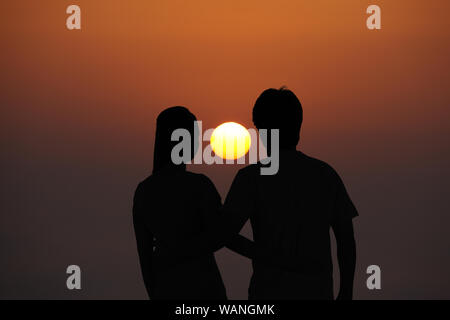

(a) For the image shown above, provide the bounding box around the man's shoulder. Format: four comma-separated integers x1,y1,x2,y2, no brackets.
298,152,341,180
235,153,339,178
302,153,334,170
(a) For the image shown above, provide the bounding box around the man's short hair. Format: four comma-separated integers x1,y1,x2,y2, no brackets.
252,87,303,148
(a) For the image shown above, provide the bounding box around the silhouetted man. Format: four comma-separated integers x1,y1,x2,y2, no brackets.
163,88,358,300
222,88,358,299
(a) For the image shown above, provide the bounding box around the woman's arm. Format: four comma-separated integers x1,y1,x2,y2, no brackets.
132,184,155,299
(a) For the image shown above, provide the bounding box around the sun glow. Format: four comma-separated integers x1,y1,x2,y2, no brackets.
210,122,251,160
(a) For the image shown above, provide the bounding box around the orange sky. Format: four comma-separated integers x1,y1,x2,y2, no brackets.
2,1,449,169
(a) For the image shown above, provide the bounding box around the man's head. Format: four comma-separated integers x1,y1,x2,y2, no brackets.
252,87,303,148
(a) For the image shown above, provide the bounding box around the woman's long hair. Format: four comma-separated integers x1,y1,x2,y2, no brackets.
153,106,198,173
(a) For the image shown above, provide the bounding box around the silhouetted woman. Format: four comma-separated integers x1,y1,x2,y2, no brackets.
133,106,253,299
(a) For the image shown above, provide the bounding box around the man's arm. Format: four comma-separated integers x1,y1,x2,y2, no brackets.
332,218,356,300
207,172,257,258
157,171,254,262
330,169,358,300
226,234,256,259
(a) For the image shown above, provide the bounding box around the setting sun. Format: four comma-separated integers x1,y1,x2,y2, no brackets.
210,122,251,160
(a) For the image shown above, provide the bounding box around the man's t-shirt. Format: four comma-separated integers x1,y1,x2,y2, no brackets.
224,149,358,299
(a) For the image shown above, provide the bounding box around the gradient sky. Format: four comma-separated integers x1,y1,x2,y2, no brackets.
1,0,450,299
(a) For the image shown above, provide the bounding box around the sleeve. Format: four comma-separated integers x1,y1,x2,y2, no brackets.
332,172,358,223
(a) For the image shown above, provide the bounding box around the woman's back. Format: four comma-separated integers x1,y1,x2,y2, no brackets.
133,166,227,299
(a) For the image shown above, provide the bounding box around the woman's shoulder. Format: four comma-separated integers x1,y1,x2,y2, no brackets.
184,171,216,188
134,174,153,197
134,171,218,199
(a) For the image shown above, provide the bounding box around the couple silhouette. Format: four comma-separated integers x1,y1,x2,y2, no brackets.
133,88,358,300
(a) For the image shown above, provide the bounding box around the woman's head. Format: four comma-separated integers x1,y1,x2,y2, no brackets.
153,106,198,173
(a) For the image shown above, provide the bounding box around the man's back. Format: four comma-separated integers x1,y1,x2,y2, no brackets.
224,149,358,299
